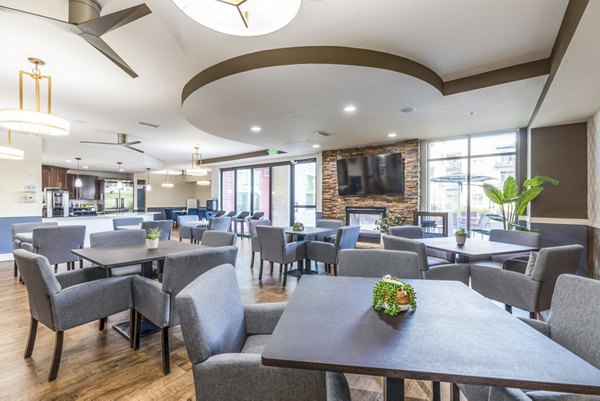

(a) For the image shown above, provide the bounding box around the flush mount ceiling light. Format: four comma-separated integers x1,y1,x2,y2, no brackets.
0,130,24,160
388,132,398,138
172,0,302,36
146,168,152,192
250,125,261,132
162,172,174,188
187,146,209,176
343,105,356,113
0,58,69,136
196,177,211,186
74,157,83,187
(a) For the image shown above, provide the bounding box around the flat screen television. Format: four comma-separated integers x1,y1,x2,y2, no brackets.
336,152,404,196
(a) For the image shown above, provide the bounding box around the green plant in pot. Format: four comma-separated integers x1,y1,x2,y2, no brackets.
292,220,304,231
374,213,406,234
372,274,417,316
455,227,467,246
480,175,559,233
145,228,162,249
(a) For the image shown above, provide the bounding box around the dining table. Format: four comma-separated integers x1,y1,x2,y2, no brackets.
414,236,537,262
262,276,600,401
283,226,336,275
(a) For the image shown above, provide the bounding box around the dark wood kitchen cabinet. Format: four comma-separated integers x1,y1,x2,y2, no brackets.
42,165,68,191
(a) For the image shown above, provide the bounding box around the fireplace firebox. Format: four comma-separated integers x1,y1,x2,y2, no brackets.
345,207,386,243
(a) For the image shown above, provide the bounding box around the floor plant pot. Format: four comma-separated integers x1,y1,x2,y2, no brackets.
146,238,159,249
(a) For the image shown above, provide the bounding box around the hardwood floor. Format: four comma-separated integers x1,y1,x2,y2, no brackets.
0,235,454,400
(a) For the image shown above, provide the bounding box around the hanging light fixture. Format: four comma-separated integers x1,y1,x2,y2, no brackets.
186,146,209,176
172,0,302,37
0,130,25,160
146,168,152,191
161,172,174,188
196,174,211,186
0,58,69,136
117,161,124,172
74,157,82,187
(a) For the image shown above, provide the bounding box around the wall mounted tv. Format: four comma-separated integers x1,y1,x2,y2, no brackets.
336,153,404,196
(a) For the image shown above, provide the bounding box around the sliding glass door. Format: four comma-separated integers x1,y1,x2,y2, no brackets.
291,160,316,226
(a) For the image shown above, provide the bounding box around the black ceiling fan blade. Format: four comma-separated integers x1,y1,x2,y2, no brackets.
123,141,142,146
125,145,145,154
0,5,78,33
79,33,138,78
80,141,120,145
76,4,152,37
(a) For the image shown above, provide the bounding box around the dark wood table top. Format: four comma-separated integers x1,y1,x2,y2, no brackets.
284,226,334,236
72,240,203,269
262,276,600,395
414,237,537,257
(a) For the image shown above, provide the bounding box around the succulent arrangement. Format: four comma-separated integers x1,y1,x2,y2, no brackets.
372,275,417,316
145,228,162,240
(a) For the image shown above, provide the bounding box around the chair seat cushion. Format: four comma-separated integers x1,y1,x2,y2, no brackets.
427,256,451,267
240,334,271,354
471,260,503,269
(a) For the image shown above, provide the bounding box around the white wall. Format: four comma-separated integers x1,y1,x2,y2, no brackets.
0,134,42,217
588,110,600,228
134,172,213,209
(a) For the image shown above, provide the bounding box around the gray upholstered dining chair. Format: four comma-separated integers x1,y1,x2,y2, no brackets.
90,229,146,276
255,225,306,286
470,229,541,267
192,215,232,243
175,264,351,401
14,249,133,381
132,246,238,374
388,225,424,239
112,217,143,230
338,249,421,278
249,219,272,269
212,210,226,217
11,221,58,277
141,220,173,240
20,225,86,273
247,211,265,221
382,235,470,285
201,231,237,247
306,225,361,275
459,274,600,401
177,215,200,242
313,219,344,242
470,244,583,317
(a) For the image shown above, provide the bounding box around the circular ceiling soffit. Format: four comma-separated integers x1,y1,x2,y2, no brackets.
181,46,444,104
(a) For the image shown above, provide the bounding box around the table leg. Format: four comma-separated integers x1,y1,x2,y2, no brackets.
384,377,404,401
451,383,461,401
141,261,154,278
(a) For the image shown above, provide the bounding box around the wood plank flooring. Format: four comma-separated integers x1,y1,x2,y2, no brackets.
0,234,457,400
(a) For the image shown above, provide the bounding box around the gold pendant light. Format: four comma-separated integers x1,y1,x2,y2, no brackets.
74,157,83,187
0,58,70,136
161,172,174,188
146,168,152,191
187,146,208,176
0,130,25,160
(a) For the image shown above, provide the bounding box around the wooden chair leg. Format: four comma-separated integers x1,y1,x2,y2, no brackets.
529,311,537,320
282,263,288,287
130,309,136,349
270,261,274,274
24,317,38,358
250,252,255,269
432,381,441,401
134,312,142,351
48,331,64,381
99,317,107,331
505,304,513,314
451,383,461,401
54,264,58,273
333,264,338,276
259,259,264,281
161,327,170,375
14,261,18,277
80,260,83,269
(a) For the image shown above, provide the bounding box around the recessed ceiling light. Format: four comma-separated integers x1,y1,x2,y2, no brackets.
251,126,262,132
82,165,89,169
401,107,415,113
312,144,321,149
469,112,476,116
344,105,356,113
65,159,72,163
388,132,398,138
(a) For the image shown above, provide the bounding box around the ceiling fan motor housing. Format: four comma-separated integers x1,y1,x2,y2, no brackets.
68,0,101,24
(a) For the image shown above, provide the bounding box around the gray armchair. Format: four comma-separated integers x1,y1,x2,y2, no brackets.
459,274,600,401
113,217,143,230
132,246,239,374
201,231,237,247
306,225,360,275
11,221,58,277
141,220,173,240
192,215,232,243
90,229,146,276
177,215,200,242
338,249,421,278
470,244,583,317
471,229,541,267
311,219,344,242
249,219,272,268
20,225,86,272
14,249,133,381
388,225,424,238
175,264,351,401
383,235,470,285
256,226,306,286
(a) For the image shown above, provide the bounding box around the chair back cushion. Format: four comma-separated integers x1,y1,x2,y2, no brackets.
249,219,272,236
213,210,226,217
250,211,264,220
141,220,173,240
316,219,343,230
32,225,86,265
226,211,238,217
256,226,286,262
12,221,57,237
235,211,250,220
335,225,361,250
177,215,200,226
489,229,541,247
175,264,246,364
338,249,420,278
531,244,583,311
13,249,61,330
163,246,238,326
112,217,143,230
90,229,146,247
209,216,232,232
202,231,237,247
382,235,428,272
388,225,424,239
548,274,600,369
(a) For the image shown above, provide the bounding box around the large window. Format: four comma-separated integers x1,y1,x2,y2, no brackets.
427,132,518,234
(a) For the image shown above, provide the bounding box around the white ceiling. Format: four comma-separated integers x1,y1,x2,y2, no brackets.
1,0,596,173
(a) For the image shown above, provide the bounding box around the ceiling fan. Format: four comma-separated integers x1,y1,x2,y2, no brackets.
0,0,151,78
81,133,144,153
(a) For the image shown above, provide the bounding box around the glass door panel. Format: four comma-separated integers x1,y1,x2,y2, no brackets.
221,170,235,212
253,167,271,220
292,161,316,226
428,159,468,234
271,165,290,227
235,169,251,212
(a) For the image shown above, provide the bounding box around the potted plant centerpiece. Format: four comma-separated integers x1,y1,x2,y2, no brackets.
292,220,304,231
455,227,467,245
145,228,161,249
372,274,417,316
374,213,406,243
